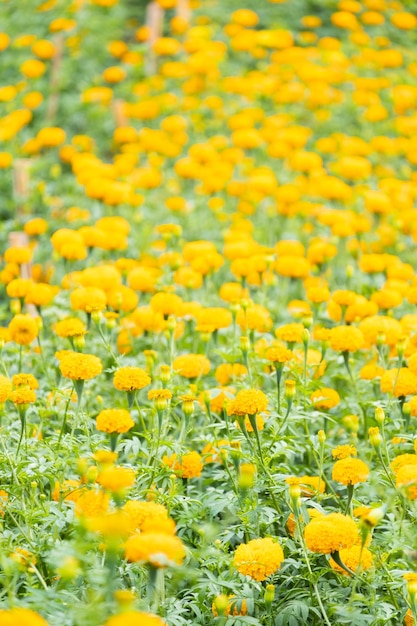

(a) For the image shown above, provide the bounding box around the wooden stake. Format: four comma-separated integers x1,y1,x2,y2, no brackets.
112,99,128,128
13,159,31,216
145,1,164,75
176,0,191,21
46,35,64,123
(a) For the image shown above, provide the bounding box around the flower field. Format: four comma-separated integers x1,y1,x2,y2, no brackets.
3,0,417,624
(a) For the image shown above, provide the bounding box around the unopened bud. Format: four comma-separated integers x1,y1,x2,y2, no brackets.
73,334,85,351
397,335,406,358
302,328,310,347
346,265,354,278
289,483,301,506
285,379,296,399
159,365,171,384
375,407,385,424
318,429,326,444
376,331,385,347
57,556,81,580
238,463,256,489
240,335,250,353
264,584,275,606
91,310,102,323
166,315,176,332
86,466,98,483
213,594,229,616
368,426,382,448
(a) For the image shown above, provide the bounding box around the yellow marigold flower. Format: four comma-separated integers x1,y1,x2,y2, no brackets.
275,323,304,344
6,278,33,299
162,451,203,479
228,389,268,416
196,307,233,331
236,304,272,333
359,315,402,347
286,475,325,496
97,466,136,492
8,314,39,345
396,464,417,499
4,246,33,264
390,454,417,474
404,609,414,626
233,537,284,581
265,345,292,364
25,283,57,307
329,326,364,352
173,354,211,379
0,376,12,402
124,532,186,567
12,374,38,389
304,513,358,554
0,608,49,625
10,387,36,405
332,457,370,486
104,612,166,626
70,287,107,313
59,352,102,381
215,363,247,385
93,450,118,466
330,545,373,575
122,500,170,532
150,292,183,317
275,256,310,279
85,510,134,539
360,361,384,380
54,318,87,338
96,409,134,434
113,367,151,391
75,490,110,517
332,445,357,460
310,387,340,410
380,368,417,397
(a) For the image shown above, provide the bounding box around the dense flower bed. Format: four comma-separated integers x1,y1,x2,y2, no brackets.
1,0,417,624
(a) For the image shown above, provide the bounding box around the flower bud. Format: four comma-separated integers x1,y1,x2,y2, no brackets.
302,328,310,347
318,429,326,444
91,310,102,324
213,594,229,616
289,483,301,507
73,334,85,351
238,463,256,489
346,264,354,278
240,335,250,354
376,331,386,347
57,556,81,580
166,315,176,332
375,407,385,424
114,589,136,607
159,365,171,384
368,426,382,448
397,335,406,358
285,379,296,400
264,584,275,606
